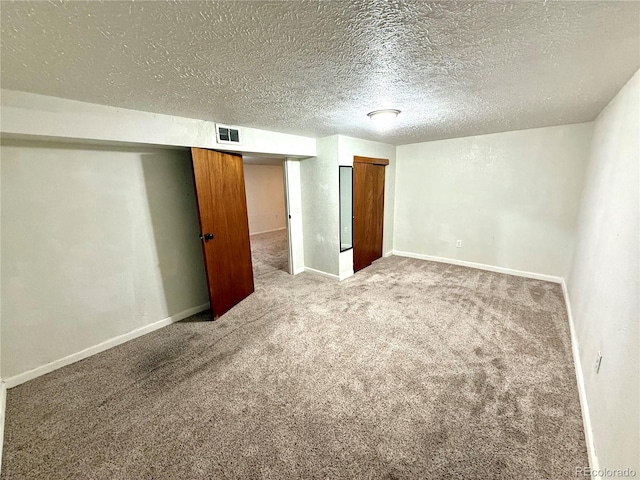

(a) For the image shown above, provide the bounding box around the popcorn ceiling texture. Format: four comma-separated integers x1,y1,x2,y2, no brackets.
1,1,639,144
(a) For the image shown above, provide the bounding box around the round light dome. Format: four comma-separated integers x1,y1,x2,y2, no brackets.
367,109,401,129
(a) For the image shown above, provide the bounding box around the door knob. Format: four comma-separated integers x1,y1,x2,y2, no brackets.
200,233,214,241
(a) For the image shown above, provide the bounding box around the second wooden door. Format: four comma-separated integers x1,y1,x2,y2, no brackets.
191,148,254,319
353,156,388,272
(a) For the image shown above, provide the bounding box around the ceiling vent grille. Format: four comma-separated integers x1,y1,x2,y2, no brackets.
216,124,241,145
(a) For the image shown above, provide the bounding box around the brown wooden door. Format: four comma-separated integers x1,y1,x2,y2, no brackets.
353,156,388,272
191,148,254,319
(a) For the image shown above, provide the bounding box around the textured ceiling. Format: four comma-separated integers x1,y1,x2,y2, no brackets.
1,1,639,145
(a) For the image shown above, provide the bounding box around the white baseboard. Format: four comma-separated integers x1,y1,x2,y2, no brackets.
293,266,305,275
2,303,210,389
303,266,339,280
562,279,599,478
339,270,354,281
391,250,563,284
250,227,286,236
0,381,6,472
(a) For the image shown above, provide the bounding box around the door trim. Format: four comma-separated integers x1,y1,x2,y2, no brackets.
354,156,389,166
283,159,294,274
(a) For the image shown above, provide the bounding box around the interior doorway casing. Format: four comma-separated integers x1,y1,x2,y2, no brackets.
241,154,304,276
282,160,294,274
283,158,305,275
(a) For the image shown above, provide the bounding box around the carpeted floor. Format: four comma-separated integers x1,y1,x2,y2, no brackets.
2,241,588,479
250,229,289,277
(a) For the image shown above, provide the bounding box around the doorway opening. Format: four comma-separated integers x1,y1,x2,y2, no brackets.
191,148,301,320
242,155,292,278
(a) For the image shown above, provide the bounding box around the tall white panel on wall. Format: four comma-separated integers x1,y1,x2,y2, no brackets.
300,136,340,277
284,159,305,274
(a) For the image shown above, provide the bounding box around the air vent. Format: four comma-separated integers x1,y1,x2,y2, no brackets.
216,124,241,145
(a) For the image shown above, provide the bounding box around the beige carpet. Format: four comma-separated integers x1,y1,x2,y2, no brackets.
2,242,588,479
251,229,289,278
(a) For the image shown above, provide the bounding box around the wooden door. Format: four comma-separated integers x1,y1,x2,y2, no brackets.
191,148,254,319
353,156,388,272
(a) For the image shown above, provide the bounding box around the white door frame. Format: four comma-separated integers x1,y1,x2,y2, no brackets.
283,159,304,275
282,160,294,274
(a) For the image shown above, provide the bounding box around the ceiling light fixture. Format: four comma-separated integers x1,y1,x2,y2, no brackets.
367,109,401,129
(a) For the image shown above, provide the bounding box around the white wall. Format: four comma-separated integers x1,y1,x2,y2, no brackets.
567,70,639,474
300,136,340,276
1,140,209,379
0,90,313,380
337,135,396,278
339,166,353,250
394,123,593,278
299,135,396,279
0,147,3,471
1,89,316,158
243,164,286,235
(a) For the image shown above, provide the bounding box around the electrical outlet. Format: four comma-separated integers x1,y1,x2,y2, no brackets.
594,351,603,374
456,240,462,248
